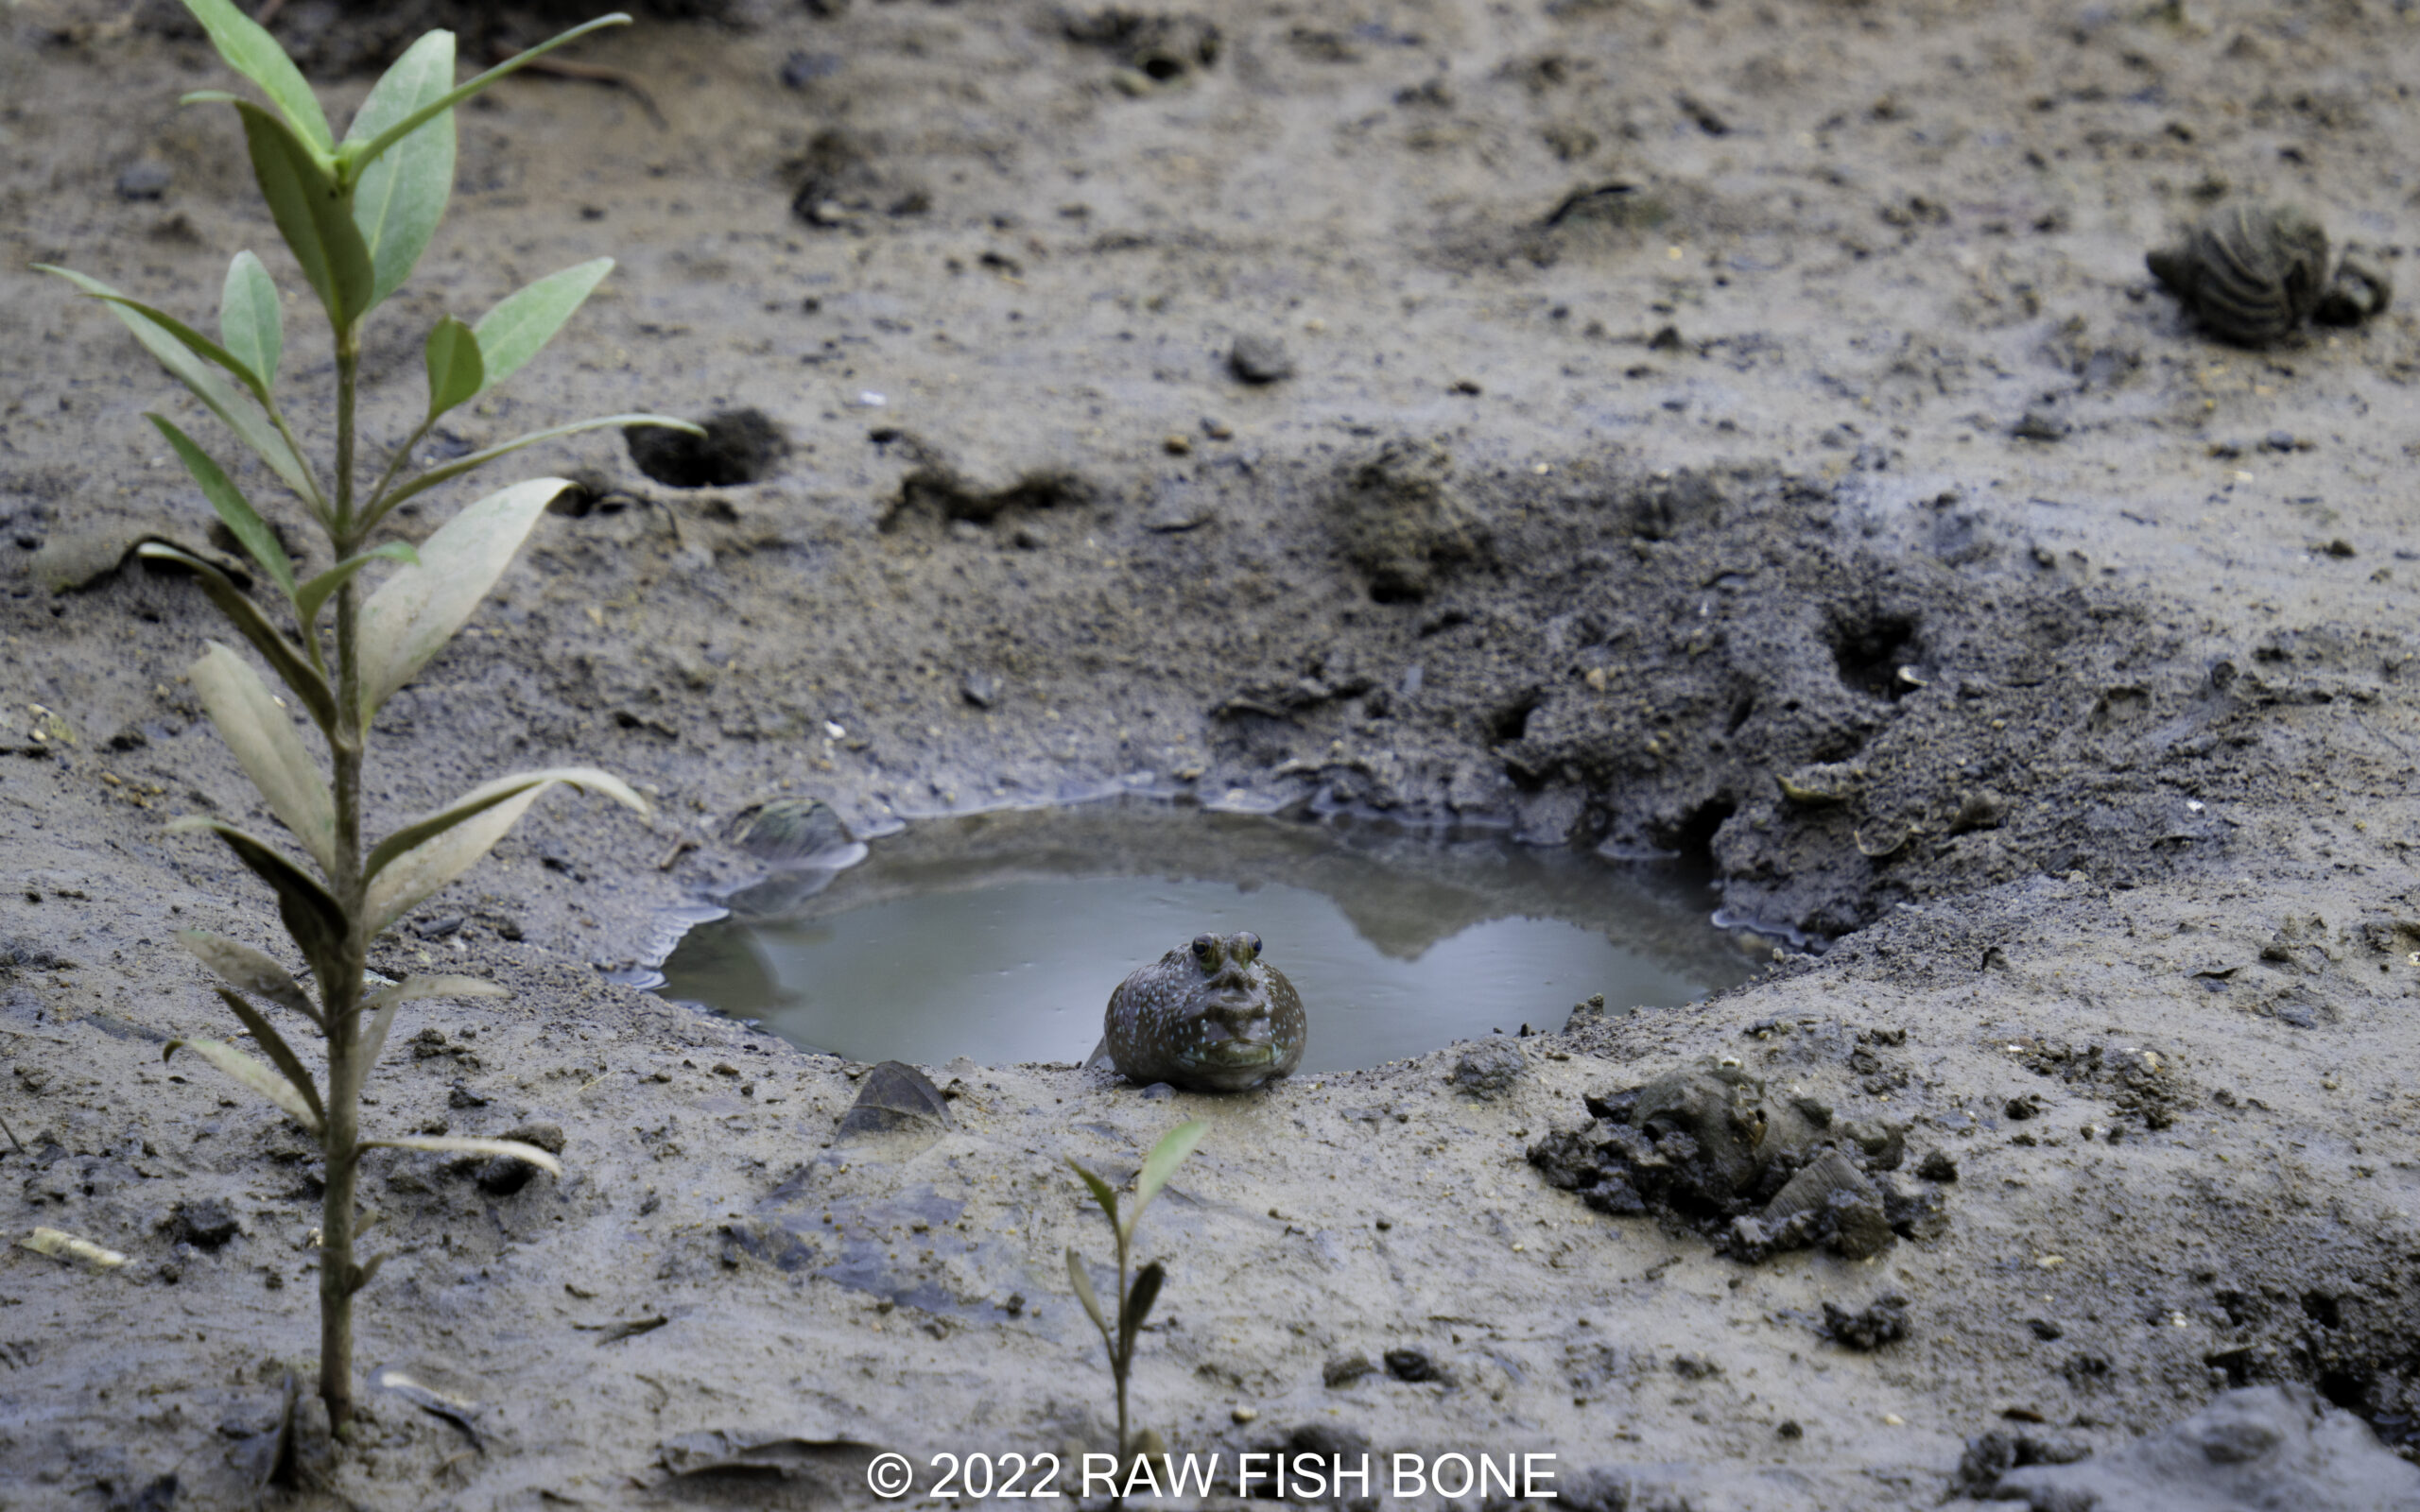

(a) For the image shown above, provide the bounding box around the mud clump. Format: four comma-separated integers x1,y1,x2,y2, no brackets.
1822,1294,1909,1350
1527,1057,1946,1263
1447,1037,1525,1099
624,408,789,489
1330,439,1490,602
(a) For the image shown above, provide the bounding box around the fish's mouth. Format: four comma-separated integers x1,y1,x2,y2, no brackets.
1186,1040,1277,1070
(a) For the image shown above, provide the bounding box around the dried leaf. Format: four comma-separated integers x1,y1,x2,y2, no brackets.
20,1226,127,1269
359,1136,562,1178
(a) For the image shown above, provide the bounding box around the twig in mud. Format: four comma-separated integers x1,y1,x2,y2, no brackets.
493,45,667,129
0,1111,23,1155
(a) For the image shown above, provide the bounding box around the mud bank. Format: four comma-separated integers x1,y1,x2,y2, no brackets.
3,0,2419,1507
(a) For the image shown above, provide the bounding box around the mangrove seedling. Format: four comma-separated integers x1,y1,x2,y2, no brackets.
1066,1120,1210,1463
37,0,696,1431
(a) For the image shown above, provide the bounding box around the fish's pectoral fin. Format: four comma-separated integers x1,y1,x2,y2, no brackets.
1082,1036,1113,1073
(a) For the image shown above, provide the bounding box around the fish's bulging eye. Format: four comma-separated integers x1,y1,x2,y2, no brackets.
1234,932,1261,964
1191,934,1219,966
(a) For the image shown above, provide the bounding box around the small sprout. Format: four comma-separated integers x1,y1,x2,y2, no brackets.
38,0,692,1436
1066,1120,1209,1465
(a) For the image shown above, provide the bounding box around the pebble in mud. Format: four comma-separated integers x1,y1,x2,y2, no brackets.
1227,334,1295,384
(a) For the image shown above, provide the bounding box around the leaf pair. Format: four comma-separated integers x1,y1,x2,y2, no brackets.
421,258,614,425
181,0,632,329
1070,1119,1209,1247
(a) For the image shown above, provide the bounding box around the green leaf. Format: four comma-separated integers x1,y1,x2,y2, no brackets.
1066,1158,1120,1226
472,257,612,392
1065,1247,1110,1341
294,542,418,635
346,30,458,310
165,817,347,996
134,544,334,731
363,769,647,936
1126,1120,1208,1239
354,476,568,717
186,643,337,876
219,250,282,389
1119,1260,1165,1365
147,415,295,600
175,929,321,1028
359,1136,561,1178
208,987,326,1130
423,315,483,420
37,266,316,504
368,414,699,527
165,1036,323,1135
178,0,335,157
339,14,631,177
234,101,372,329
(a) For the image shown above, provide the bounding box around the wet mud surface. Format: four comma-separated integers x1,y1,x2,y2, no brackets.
4,0,2420,1506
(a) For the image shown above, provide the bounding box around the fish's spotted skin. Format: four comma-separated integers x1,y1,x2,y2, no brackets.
1100,932,1306,1092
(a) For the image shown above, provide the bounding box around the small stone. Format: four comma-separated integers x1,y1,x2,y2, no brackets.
115,162,172,201
1324,1352,1376,1387
960,670,1001,709
1138,1082,1177,1101
1163,433,1193,455
1915,1149,1959,1182
1383,1348,1437,1383
1778,1419,1804,1439
780,51,843,88
2012,405,2069,441
1228,334,1294,385
1231,1405,1259,1424
1202,418,1235,439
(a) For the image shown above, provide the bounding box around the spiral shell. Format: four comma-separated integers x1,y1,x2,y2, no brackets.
2147,203,2330,347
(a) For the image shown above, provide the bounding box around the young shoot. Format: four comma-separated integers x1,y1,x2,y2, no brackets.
37,0,698,1433
1065,1120,1211,1467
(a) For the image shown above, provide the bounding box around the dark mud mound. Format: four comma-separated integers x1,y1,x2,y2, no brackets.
1528,1055,1948,1263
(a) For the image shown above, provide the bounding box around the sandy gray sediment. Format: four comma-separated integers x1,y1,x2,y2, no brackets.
2,1,2417,1506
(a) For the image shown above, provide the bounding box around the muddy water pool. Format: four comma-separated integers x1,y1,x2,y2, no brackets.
658,807,1764,1073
